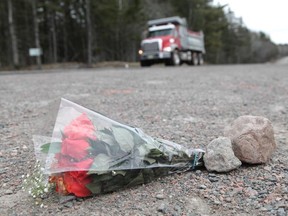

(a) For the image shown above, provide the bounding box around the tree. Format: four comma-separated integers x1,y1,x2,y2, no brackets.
7,0,19,68
32,0,42,69
0,0,281,69
86,0,92,65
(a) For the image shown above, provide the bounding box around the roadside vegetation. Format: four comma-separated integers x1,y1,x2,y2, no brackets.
0,0,288,70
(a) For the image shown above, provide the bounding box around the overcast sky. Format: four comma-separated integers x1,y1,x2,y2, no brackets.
213,0,288,44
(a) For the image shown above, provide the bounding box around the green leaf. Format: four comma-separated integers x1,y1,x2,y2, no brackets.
112,126,135,153
99,128,116,146
40,142,62,154
112,170,126,176
144,157,156,164
86,182,102,194
126,172,144,187
89,153,111,174
90,173,113,182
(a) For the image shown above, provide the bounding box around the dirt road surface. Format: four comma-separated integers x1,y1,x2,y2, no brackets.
0,63,287,215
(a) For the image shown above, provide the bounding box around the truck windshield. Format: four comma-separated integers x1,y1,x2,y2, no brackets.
148,29,173,37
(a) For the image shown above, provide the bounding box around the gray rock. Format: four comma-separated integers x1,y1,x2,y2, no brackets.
203,137,242,172
277,208,286,216
224,115,277,164
157,203,167,213
198,185,207,189
4,189,13,195
156,193,165,200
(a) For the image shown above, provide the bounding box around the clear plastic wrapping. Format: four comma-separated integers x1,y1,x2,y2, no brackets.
35,98,204,197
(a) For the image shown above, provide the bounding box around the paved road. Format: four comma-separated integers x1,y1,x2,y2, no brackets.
0,63,287,215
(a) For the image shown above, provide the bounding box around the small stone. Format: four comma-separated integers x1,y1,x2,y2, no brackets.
59,195,76,204
260,207,268,212
208,173,217,177
195,170,202,175
63,202,73,208
268,177,277,182
174,205,182,212
5,189,13,195
198,185,207,190
277,208,286,216
0,168,6,174
225,197,232,202
258,190,268,195
157,203,166,213
204,137,241,172
11,150,18,156
208,177,219,182
156,194,165,200
263,166,272,171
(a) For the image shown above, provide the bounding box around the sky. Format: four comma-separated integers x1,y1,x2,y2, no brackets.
213,0,288,44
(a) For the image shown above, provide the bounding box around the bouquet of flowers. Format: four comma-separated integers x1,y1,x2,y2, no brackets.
35,98,204,198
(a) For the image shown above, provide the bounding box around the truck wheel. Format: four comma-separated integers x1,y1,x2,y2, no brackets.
187,51,193,65
192,52,198,65
171,50,181,66
140,60,151,67
197,53,204,65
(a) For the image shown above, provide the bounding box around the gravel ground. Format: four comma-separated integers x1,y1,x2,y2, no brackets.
0,63,287,216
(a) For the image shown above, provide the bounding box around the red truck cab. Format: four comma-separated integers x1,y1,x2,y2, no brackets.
139,16,205,67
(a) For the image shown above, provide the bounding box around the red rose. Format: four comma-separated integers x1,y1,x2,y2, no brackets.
64,114,96,140
51,113,97,197
61,138,90,160
63,171,92,197
49,171,92,197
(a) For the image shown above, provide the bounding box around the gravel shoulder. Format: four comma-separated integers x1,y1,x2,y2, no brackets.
0,63,287,216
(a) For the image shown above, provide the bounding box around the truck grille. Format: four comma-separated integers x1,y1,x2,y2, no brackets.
142,42,159,53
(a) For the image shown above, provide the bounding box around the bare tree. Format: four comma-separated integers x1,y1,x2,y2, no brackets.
7,0,19,68
50,11,57,63
86,0,92,65
32,0,41,69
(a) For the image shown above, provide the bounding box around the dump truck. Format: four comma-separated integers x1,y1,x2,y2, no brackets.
138,16,206,67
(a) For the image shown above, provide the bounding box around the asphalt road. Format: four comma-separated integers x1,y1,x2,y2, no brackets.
0,63,287,215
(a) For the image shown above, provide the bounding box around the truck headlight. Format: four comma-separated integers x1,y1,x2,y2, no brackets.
138,49,143,55
169,38,175,43
163,47,172,52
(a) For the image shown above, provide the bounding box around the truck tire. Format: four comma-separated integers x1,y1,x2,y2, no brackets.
187,51,193,65
173,50,181,66
165,50,180,66
197,53,204,65
192,52,198,66
140,60,151,67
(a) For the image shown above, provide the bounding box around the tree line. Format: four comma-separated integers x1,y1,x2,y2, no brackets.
0,0,286,69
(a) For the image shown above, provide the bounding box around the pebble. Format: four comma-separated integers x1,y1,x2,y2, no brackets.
157,203,166,213
208,177,219,182
277,208,286,216
63,202,73,208
156,194,165,200
195,170,202,175
173,205,182,213
59,195,76,204
0,168,6,174
198,185,207,190
5,189,13,195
